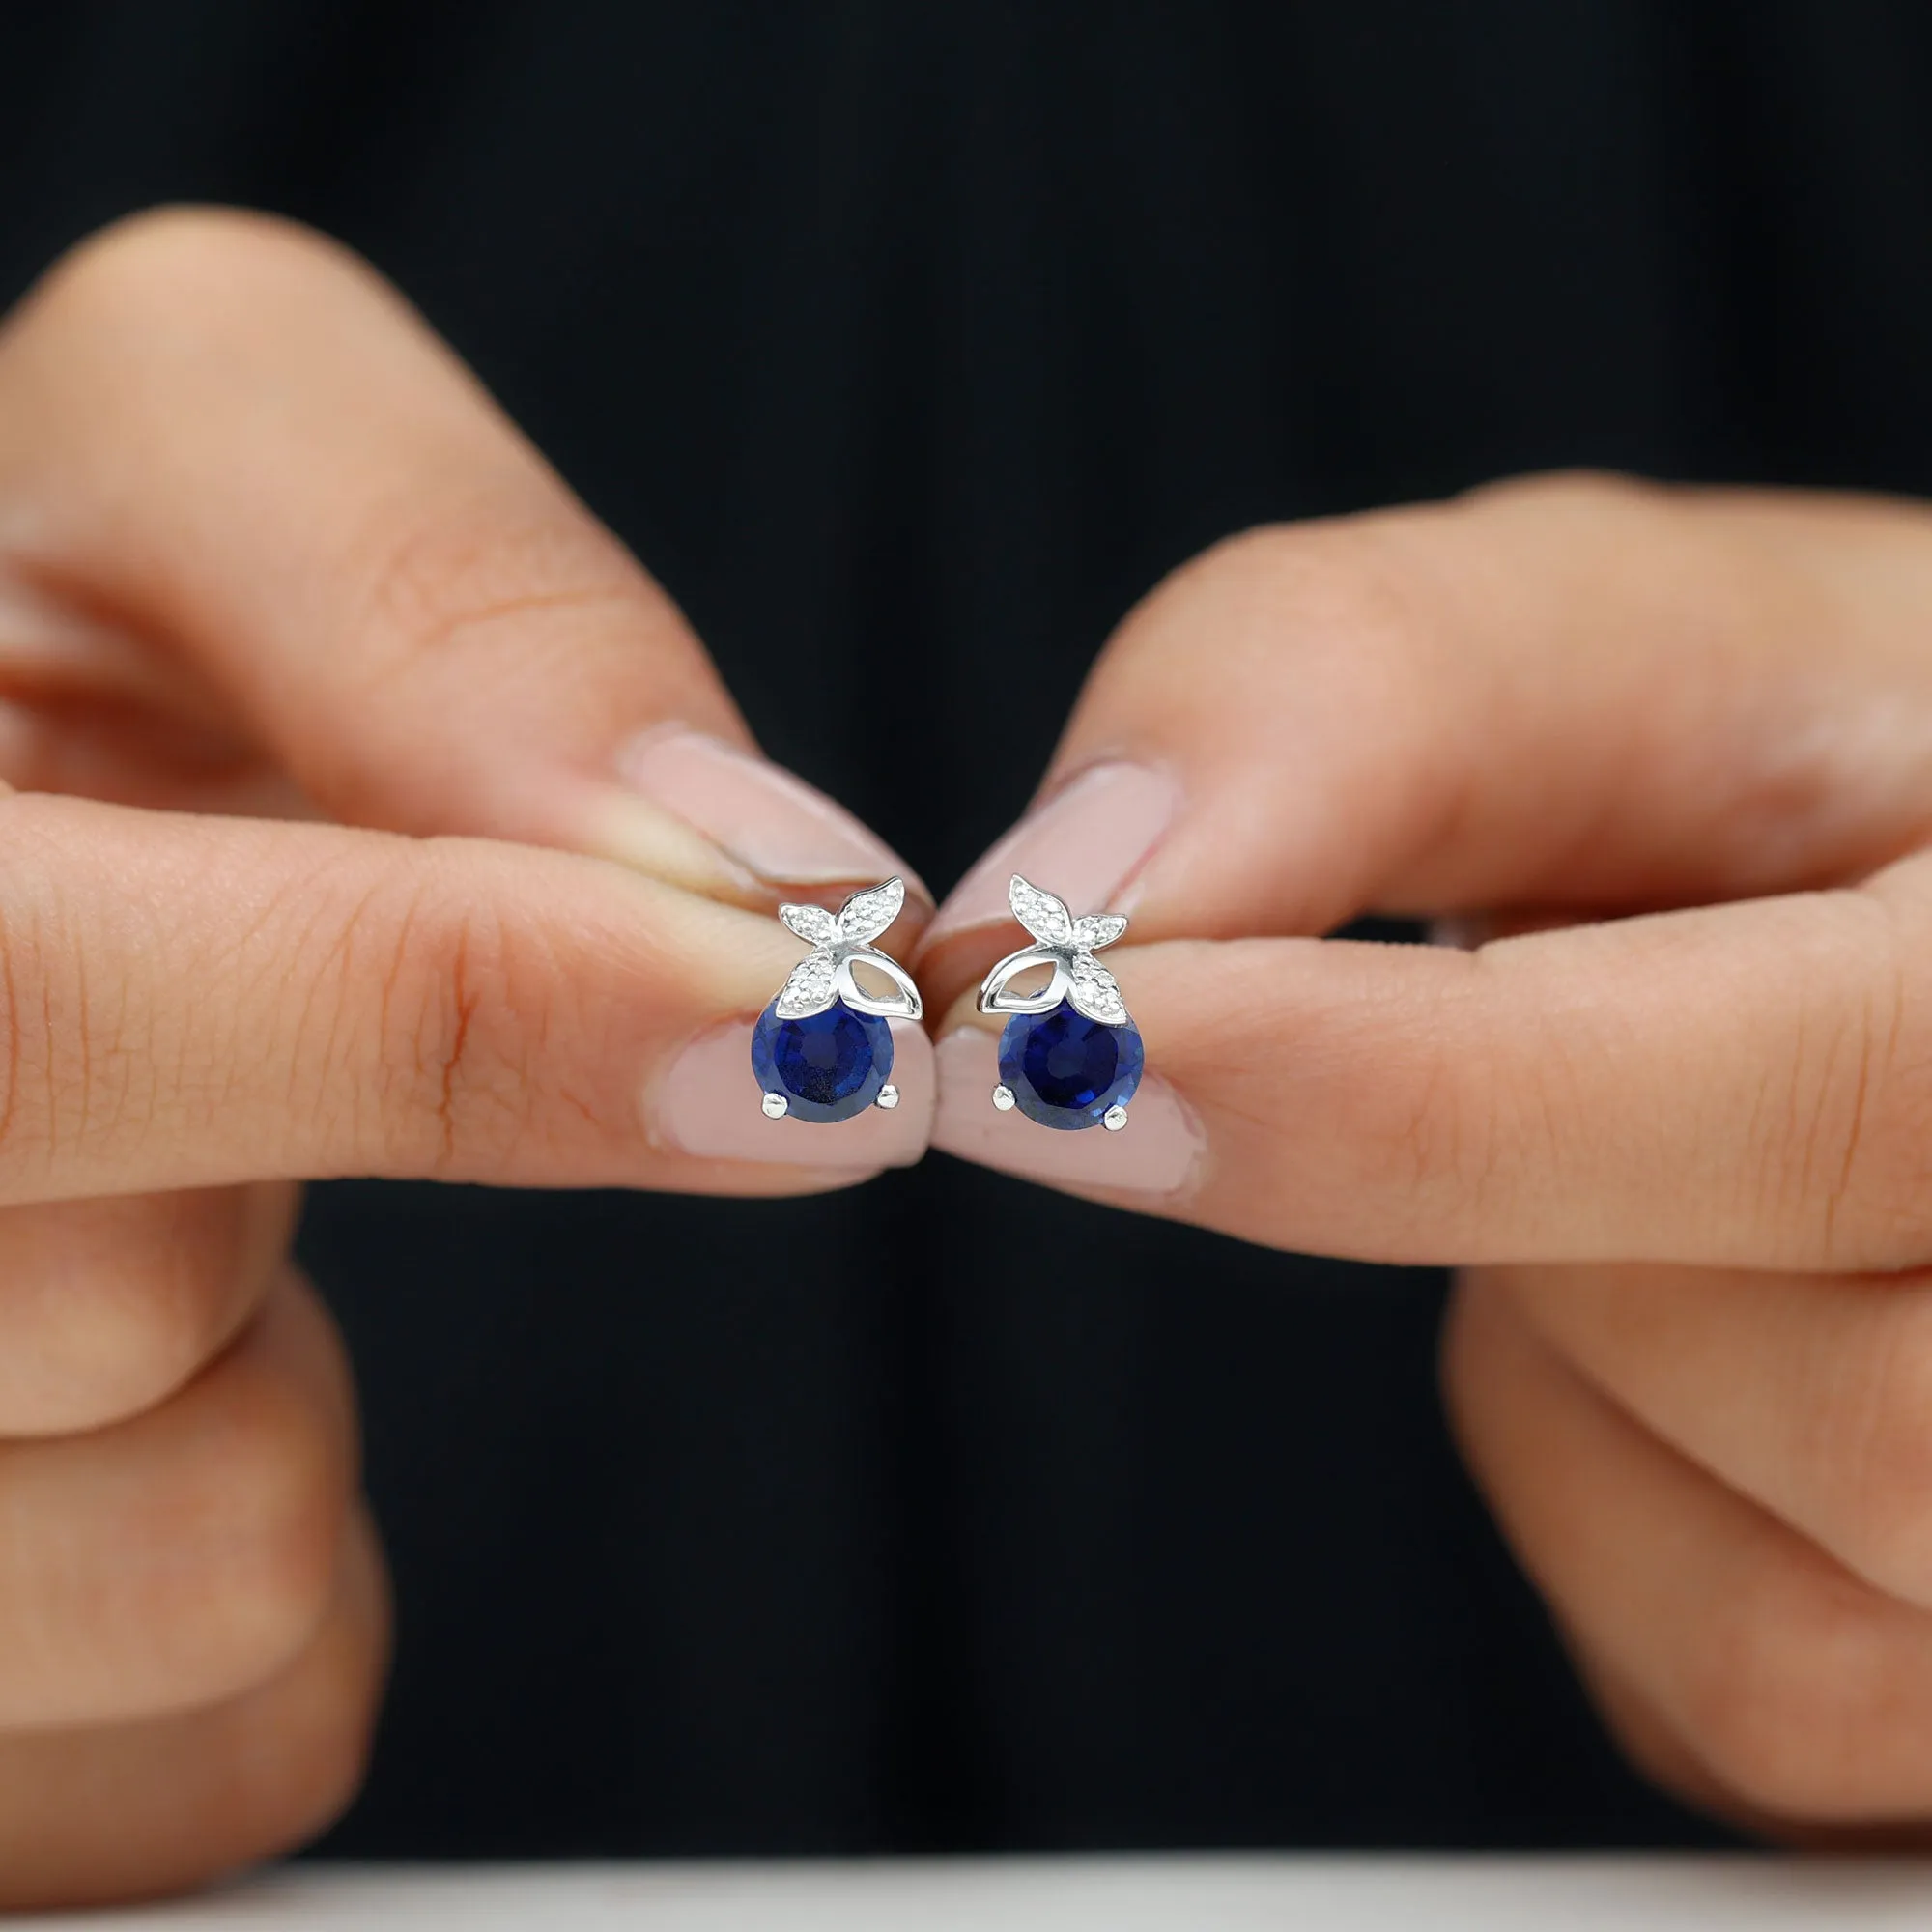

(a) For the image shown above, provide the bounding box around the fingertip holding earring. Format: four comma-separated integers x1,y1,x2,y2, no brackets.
752,878,923,1123
977,875,1144,1131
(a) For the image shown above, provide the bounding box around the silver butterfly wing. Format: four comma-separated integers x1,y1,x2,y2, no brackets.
779,902,840,947
1009,874,1073,947
1071,913,1127,951
774,950,839,1018
834,877,906,946
1067,953,1129,1026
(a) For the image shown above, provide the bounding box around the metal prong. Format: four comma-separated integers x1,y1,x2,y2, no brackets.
761,1092,789,1119
1102,1104,1128,1131
991,1084,1017,1112
876,1084,900,1110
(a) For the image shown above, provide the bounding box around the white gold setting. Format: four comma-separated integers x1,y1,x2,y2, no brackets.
761,1092,789,1119
776,877,923,1022
976,875,1130,1026
1102,1104,1129,1131
991,1084,1017,1111
876,1084,900,1110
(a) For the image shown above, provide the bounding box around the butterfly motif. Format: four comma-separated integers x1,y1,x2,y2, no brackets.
977,874,1131,1026
775,877,923,1021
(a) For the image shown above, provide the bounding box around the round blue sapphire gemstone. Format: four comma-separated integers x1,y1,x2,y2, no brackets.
998,998,1144,1131
752,996,893,1122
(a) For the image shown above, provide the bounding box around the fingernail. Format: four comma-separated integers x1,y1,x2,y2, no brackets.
923,762,1178,946
611,727,927,898
930,1028,1203,1195
656,1018,933,1168
1426,915,1490,951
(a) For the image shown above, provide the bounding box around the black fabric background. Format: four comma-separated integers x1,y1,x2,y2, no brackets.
8,0,1926,1857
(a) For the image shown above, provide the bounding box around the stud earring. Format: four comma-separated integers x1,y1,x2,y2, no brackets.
977,874,1143,1131
753,877,923,1122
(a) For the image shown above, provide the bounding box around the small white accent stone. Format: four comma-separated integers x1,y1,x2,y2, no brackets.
1009,875,1073,946
776,949,838,1018
876,1084,900,1110
780,902,840,947
992,1084,1017,1111
1102,1104,1128,1131
761,1092,789,1119
1072,912,1128,951
834,877,906,945
1068,953,1129,1025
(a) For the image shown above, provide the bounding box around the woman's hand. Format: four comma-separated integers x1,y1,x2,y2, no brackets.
0,208,927,1905
919,473,1932,1835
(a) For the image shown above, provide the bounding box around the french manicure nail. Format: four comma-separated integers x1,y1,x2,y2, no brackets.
923,762,1178,946
930,1028,1203,1195
657,1018,933,1167
613,727,927,896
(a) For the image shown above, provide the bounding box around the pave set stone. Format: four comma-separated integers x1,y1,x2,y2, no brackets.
985,874,1143,1132
752,879,917,1124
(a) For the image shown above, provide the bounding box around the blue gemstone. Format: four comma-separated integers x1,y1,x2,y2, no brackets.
751,996,893,1123
998,998,1144,1131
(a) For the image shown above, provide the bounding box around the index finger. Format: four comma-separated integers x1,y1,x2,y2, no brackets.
934,856,1932,1271
0,208,922,915
0,793,930,1203
923,475,1932,1263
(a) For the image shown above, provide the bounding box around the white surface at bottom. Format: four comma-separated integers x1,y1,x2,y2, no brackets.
17,1859,1932,1931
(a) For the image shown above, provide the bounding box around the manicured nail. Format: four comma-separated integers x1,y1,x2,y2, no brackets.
657,1018,933,1167
611,727,927,897
1426,915,1490,951
930,1028,1203,1195
923,762,1178,947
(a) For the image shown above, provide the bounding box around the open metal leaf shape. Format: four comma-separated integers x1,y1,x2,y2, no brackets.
836,949,923,1020
977,946,1069,1017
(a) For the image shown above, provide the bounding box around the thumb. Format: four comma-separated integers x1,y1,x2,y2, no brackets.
915,474,1932,1003
0,208,922,915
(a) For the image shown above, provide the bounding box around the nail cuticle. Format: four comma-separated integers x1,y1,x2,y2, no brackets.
614,725,926,895
923,760,1180,945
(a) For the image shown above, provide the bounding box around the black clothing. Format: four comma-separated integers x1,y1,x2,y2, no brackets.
10,0,1918,1857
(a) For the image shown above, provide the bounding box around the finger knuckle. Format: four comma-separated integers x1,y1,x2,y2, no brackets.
0,814,147,1199
1824,1295,1932,1605
156,1348,351,1694
1679,1566,1890,1819
338,487,653,719
1458,468,1665,521
18,1194,264,1432
210,1599,385,1865
1757,892,1932,1269
1107,518,1441,766
303,862,552,1176
389,882,541,1174
1339,980,1548,1260
29,206,355,337
1172,521,1424,674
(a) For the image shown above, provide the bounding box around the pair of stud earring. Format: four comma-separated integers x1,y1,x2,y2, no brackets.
750,874,1144,1132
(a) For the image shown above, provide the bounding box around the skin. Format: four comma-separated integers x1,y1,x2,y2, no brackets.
10,201,1932,1897
916,476,1932,1843
0,208,921,1907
